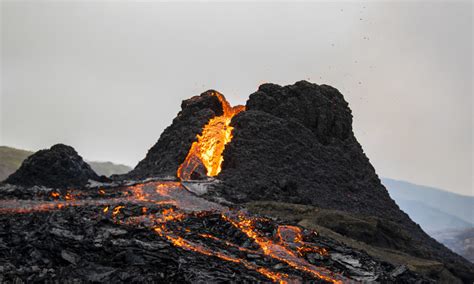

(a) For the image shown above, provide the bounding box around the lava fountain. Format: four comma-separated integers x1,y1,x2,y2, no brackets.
177,92,245,180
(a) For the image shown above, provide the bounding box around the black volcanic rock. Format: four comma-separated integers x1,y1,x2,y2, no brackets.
4,144,100,189
111,81,472,281
0,200,429,283
215,81,473,282
124,91,225,180
219,81,393,219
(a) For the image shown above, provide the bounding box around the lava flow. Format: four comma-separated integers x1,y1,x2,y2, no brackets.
0,93,348,283
222,212,344,284
177,92,245,180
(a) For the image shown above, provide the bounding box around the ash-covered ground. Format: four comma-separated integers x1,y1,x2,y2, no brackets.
1,80,473,283
0,181,427,283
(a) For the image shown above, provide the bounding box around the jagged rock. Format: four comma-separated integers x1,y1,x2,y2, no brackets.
124,91,226,180
2,81,471,282
4,144,101,189
61,250,79,265
215,81,473,282
219,81,388,215
0,201,429,283
109,81,473,282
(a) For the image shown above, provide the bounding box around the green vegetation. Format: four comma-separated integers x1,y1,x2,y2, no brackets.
0,146,33,181
0,146,132,181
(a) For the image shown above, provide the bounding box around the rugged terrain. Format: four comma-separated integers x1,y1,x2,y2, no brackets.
213,82,474,281
430,228,474,263
0,146,132,181
125,81,472,281
0,146,32,182
1,81,472,283
0,181,427,283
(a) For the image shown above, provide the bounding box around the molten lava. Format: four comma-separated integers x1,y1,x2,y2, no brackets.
177,92,245,180
222,212,343,284
0,91,349,283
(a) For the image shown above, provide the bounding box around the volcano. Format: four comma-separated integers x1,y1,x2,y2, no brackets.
1,81,472,283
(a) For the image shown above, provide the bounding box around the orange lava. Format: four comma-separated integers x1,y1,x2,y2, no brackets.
0,91,350,283
152,209,292,283
112,205,124,217
222,213,344,284
177,92,245,180
159,232,290,284
278,225,329,257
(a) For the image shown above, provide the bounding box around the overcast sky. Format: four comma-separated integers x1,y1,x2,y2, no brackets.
1,1,472,196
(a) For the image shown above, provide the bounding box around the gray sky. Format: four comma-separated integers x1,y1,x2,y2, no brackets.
1,1,472,196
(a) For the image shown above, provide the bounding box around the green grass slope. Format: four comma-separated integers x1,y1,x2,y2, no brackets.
0,146,34,182
0,146,132,180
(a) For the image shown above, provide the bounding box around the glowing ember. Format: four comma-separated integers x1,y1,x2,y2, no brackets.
112,205,124,217
177,92,245,180
154,227,291,283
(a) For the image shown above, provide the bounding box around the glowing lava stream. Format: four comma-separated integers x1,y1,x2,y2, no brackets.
222,212,345,284
177,92,245,180
0,93,349,283
154,226,292,284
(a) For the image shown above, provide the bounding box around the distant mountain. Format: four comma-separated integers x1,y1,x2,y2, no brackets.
430,227,474,263
88,161,131,177
0,146,33,181
393,199,472,232
383,178,474,263
383,178,474,231
0,146,131,180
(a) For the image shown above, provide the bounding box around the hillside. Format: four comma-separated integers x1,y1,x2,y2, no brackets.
383,178,474,231
0,146,131,179
431,228,474,263
393,199,472,232
88,161,131,177
0,146,33,182
383,178,474,264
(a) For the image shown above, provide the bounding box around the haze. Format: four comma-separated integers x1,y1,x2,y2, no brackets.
1,1,472,196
